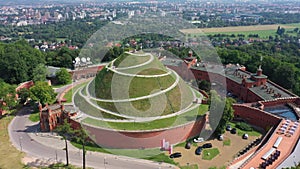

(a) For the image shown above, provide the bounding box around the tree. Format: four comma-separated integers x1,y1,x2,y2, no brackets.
0,40,45,84
32,63,47,82
29,81,57,105
198,80,211,92
208,90,225,135
55,119,74,167
17,88,30,104
0,79,17,110
56,68,72,85
274,63,296,90
74,127,89,169
214,97,235,135
276,26,285,36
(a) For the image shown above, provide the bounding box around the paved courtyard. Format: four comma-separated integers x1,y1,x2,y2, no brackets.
171,132,260,169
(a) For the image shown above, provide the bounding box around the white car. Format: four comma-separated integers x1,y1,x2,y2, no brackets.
193,137,204,143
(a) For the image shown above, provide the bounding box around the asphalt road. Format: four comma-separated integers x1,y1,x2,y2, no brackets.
8,107,176,169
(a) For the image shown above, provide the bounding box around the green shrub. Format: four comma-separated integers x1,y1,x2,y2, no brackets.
236,122,253,131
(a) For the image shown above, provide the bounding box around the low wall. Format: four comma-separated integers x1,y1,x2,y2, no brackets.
16,80,34,92
79,116,206,149
233,104,281,131
259,97,299,108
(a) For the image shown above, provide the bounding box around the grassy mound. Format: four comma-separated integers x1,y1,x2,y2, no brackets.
113,53,150,68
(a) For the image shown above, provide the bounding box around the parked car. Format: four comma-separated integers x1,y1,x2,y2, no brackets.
169,152,182,158
231,128,237,134
242,133,249,140
195,146,202,155
218,134,224,141
226,125,232,131
185,141,191,149
193,137,204,143
202,143,212,149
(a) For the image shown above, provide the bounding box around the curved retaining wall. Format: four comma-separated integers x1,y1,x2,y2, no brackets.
80,116,206,149
233,104,281,130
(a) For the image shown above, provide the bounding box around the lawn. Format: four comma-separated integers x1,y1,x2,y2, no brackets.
114,53,151,68
74,91,126,119
228,122,262,137
81,104,208,130
144,153,177,165
29,110,40,122
202,148,220,160
64,81,89,103
0,112,25,169
128,71,176,98
181,24,294,34
223,138,231,146
71,141,177,165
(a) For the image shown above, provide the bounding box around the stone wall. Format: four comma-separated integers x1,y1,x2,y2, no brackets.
233,104,281,131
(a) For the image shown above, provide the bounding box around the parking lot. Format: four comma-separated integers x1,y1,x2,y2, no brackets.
171,131,261,169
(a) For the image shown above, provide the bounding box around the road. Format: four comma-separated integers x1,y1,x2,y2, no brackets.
8,107,177,169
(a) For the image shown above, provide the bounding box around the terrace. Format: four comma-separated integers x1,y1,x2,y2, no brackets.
241,119,300,168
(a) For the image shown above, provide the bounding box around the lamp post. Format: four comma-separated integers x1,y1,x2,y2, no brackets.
104,156,107,169
55,150,58,162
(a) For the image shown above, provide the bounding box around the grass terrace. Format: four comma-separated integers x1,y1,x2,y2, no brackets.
64,81,90,103
128,71,176,98
113,53,150,68
81,82,193,117
81,104,208,130
74,91,126,120
118,56,166,75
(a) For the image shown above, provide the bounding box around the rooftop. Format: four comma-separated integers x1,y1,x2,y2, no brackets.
161,57,295,100
250,82,293,101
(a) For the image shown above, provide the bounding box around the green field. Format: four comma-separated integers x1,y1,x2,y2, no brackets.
181,23,300,39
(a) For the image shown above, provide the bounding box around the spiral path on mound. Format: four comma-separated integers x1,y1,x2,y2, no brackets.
72,52,203,122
